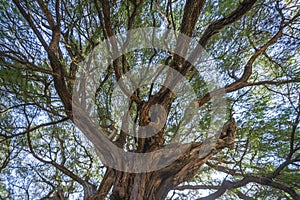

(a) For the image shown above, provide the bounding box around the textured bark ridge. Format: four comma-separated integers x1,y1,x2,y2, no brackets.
89,112,237,200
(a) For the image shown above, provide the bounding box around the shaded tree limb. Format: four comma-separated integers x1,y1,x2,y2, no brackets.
198,0,258,47
197,176,300,200
195,22,286,109
0,117,69,142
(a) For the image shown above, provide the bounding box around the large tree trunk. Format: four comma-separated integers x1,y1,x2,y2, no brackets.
89,118,236,200
83,92,237,200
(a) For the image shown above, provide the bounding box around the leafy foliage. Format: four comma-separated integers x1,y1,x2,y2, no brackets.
0,0,299,199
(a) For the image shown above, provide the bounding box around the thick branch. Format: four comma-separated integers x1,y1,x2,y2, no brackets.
194,23,286,108
199,0,257,47
202,159,300,200
173,0,205,68
36,0,56,29
198,176,300,200
180,0,206,37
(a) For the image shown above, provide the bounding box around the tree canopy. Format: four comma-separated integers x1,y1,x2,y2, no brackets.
0,0,299,199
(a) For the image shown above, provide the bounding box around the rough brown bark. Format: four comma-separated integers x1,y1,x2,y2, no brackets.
89,116,237,200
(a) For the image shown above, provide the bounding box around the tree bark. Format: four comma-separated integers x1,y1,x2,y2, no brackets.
89,118,236,200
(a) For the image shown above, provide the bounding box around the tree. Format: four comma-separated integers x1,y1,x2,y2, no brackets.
0,0,299,199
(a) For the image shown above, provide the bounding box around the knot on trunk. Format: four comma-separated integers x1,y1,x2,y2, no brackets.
218,117,237,149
